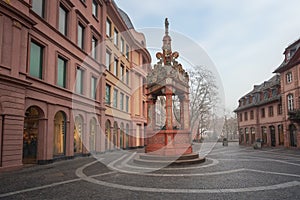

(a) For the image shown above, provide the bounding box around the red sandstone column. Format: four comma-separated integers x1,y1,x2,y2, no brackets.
179,95,184,129
165,88,173,130
179,94,190,130
146,95,156,131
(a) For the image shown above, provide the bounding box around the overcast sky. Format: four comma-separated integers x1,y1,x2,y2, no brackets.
115,0,300,112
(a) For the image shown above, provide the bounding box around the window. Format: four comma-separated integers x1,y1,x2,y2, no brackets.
263,91,268,100
76,67,84,94
261,108,265,118
113,89,118,108
246,97,249,105
244,112,248,121
125,96,129,112
59,4,68,36
239,113,242,122
114,28,119,46
105,84,111,104
57,56,67,88
272,88,277,97
287,94,294,111
120,93,124,110
269,106,274,117
286,72,292,83
92,0,98,18
278,104,283,115
125,44,129,59
254,93,259,103
121,38,125,53
250,110,254,120
126,69,129,85
91,77,97,100
32,0,45,18
29,41,43,79
114,58,118,77
106,51,111,71
120,64,125,81
106,18,111,37
92,36,98,60
78,23,84,49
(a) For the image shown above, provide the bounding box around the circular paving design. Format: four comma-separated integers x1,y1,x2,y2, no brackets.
75,145,300,194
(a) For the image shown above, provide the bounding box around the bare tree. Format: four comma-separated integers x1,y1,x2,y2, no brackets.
173,65,218,141
189,66,218,140
222,112,238,140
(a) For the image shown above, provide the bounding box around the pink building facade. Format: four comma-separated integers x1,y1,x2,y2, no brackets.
0,0,151,170
235,75,284,147
236,38,300,149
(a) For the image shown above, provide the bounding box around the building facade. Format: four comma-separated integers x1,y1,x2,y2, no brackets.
235,75,283,147
273,38,300,148
236,38,300,149
0,0,151,170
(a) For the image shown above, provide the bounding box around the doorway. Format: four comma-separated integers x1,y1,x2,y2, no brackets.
270,126,276,147
23,106,43,164
289,124,297,147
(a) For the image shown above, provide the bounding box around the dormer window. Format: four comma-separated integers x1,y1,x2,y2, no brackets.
263,91,269,100
286,48,296,61
246,97,249,104
272,88,277,97
286,72,292,83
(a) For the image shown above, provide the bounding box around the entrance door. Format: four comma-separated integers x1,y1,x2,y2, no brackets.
270,126,276,147
23,107,42,164
289,124,297,147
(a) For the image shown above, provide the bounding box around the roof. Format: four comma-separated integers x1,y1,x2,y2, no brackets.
274,39,300,73
116,7,135,29
110,0,134,29
234,74,281,112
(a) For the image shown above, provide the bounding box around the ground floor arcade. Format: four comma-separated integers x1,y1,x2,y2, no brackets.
239,122,300,148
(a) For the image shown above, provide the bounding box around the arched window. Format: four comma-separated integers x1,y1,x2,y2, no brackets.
54,111,66,156
74,115,83,154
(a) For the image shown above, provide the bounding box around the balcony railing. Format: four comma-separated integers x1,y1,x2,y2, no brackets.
288,109,300,121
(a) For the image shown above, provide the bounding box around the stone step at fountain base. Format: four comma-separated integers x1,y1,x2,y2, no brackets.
133,152,205,167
